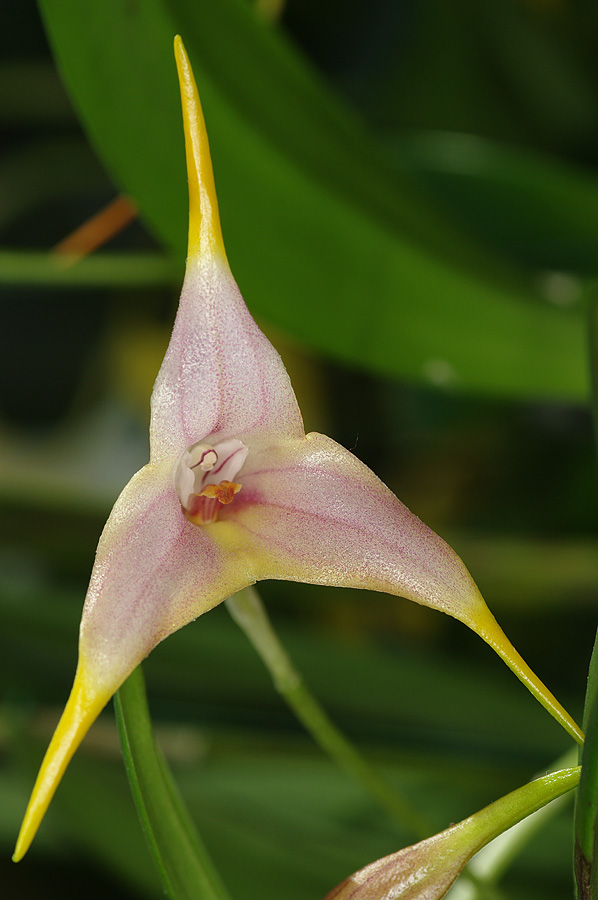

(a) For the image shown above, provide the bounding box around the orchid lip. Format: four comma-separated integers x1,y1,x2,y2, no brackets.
175,437,248,524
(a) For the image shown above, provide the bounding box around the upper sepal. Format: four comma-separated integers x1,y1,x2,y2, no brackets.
174,36,225,263
150,38,304,462
149,258,304,462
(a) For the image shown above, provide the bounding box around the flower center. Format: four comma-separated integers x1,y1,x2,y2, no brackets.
175,438,248,525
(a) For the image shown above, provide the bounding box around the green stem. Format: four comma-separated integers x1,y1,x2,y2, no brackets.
576,284,598,899
575,630,598,899
0,248,178,287
226,586,430,840
114,666,232,900
447,749,578,900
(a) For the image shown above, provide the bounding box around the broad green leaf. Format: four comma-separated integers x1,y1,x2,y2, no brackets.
575,631,598,899
114,666,232,900
39,0,587,400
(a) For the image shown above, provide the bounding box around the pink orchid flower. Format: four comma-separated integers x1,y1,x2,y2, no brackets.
13,36,582,863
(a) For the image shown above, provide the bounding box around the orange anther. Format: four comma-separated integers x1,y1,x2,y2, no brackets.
199,481,242,505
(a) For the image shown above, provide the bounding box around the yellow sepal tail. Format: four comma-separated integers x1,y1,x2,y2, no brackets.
12,666,111,862
174,35,227,263
473,606,584,746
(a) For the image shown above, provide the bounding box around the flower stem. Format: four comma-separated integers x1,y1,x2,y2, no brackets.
114,666,232,900
0,249,177,287
446,749,578,900
226,586,430,839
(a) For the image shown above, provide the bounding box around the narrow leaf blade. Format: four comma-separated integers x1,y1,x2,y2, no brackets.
575,630,598,899
114,666,232,900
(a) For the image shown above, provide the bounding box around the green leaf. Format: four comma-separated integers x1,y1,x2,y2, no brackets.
39,0,587,400
575,630,598,899
114,666,232,900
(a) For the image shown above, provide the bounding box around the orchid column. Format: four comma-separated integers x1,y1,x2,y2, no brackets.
13,36,582,864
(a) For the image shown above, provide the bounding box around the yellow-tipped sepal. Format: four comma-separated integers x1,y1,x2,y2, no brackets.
13,664,111,862
174,35,227,263
473,605,584,746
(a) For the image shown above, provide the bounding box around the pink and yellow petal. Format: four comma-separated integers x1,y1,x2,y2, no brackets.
79,463,256,692
13,465,257,861
228,432,490,615
13,664,110,862
226,432,583,744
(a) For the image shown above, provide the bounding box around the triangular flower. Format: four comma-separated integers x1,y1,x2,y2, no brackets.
13,37,583,862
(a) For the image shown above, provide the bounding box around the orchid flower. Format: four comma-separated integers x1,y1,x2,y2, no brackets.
13,36,582,863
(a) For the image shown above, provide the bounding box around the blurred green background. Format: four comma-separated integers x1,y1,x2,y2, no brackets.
1,1,597,898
